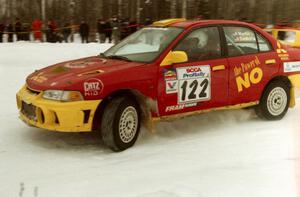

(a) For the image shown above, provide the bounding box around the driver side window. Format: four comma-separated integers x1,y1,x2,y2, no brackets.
174,26,221,62
224,26,258,56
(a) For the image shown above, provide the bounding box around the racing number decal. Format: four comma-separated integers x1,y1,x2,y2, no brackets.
179,78,210,103
177,66,211,104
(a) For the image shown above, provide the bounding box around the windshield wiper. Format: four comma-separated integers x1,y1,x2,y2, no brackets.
106,55,132,62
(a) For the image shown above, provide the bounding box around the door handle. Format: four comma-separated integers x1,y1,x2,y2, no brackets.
265,59,276,65
212,65,225,71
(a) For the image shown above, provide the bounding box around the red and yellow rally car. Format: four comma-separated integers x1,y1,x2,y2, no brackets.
17,19,300,151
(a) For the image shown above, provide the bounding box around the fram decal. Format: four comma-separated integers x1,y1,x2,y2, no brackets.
83,78,103,96
165,103,197,112
165,80,178,94
163,68,177,81
233,56,263,92
30,72,47,83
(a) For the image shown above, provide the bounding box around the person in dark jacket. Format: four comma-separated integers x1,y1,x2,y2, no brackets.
15,18,22,41
79,21,89,43
62,22,71,43
144,17,152,26
104,19,112,43
0,21,4,42
46,20,56,42
7,22,14,42
97,19,106,43
22,23,30,41
120,18,130,40
111,17,120,44
129,20,138,34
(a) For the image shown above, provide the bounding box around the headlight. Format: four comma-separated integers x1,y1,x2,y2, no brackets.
43,90,83,102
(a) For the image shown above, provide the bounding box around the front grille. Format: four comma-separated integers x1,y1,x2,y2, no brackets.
21,101,37,121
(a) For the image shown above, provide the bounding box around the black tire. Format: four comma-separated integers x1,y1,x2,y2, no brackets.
100,96,141,151
255,80,290,120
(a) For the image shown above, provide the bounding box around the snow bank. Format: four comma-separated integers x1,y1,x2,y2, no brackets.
0,43,298,197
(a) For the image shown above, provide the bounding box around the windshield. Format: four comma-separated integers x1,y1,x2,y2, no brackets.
103,27,183,62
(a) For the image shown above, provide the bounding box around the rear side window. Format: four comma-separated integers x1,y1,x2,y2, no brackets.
224,26,258,56
256,33,272,52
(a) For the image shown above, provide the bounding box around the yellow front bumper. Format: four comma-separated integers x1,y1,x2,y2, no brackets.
16,85,101,132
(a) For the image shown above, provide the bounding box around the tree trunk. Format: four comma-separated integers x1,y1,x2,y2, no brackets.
182,0,187,18
136,0,141,24
170,0,177,18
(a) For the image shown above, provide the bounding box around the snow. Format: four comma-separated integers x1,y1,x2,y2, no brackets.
0,42,299,197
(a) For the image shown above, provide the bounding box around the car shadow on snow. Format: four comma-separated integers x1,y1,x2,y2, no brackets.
22,108,259,153
137,108,259,146
22,127,111,153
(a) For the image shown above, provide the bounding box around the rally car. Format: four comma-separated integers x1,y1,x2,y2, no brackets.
17,19,300,151
266,28,300,48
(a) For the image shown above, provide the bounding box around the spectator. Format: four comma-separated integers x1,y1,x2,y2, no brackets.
0,21,4,43
15,18,22,41
62,22,71,43
7,22,14,42
22,23,30,41
97,19,106,43
79,21,89,43
111,16,120,44
129,20,138,34
144,17,152,26
120,18,130,40
32,19,42,41
104,19,112,43
46,20,56,42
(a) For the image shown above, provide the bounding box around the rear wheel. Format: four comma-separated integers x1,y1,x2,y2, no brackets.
100,97,140,151
255,80,290,120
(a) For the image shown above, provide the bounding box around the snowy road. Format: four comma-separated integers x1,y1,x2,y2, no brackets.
0,43,299,197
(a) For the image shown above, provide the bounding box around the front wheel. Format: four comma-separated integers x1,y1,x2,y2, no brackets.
255,80,290,120
100,97,141,151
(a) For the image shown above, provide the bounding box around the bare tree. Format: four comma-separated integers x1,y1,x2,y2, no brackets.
170,0,177,18
182,0,187,18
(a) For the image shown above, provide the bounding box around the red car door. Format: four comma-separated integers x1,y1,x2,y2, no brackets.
157,26,230,116
223,26,281,105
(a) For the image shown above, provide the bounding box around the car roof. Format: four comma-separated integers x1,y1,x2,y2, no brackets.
168,19,251,29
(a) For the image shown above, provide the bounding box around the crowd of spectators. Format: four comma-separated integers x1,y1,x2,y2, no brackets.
0,16,151,44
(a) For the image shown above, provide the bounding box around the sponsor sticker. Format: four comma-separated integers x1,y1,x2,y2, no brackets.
83,78,103,96
65,60,97,68
177,66,209,80
163,68,177,81
30,72,47,83
165,80,178,94
165,103,197,112
284,61,300,73
233,56,263,92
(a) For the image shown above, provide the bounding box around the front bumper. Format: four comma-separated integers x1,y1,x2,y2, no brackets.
16,85,101,132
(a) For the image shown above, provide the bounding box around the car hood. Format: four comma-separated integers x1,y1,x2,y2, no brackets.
26,56,144,91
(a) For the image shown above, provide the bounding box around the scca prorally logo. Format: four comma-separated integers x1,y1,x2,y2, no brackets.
186,67,201,73
83,78,103,96
183,67,205,78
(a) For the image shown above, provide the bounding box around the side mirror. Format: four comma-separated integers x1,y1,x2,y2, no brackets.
160,51,188,66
